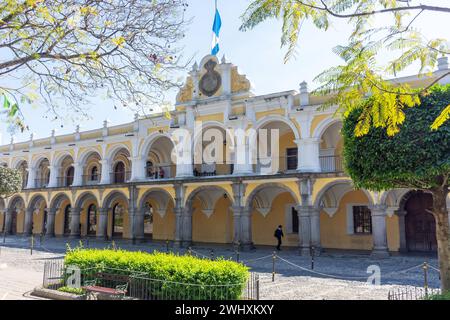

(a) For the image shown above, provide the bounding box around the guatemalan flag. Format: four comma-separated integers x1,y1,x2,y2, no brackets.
211,7,222,56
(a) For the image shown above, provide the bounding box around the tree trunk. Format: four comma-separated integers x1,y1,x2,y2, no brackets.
431,186,450,292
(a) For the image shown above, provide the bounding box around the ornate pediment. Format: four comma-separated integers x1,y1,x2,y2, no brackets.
175,55,252,105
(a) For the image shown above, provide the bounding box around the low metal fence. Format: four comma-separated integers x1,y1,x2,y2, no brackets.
388,287,441,300
42,259,259,300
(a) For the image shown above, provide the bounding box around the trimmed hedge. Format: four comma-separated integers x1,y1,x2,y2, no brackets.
64,248,249,300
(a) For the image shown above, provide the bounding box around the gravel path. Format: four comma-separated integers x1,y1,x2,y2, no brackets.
0,235,441,300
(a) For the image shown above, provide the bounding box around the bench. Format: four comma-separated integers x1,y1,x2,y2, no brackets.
82,273,129,300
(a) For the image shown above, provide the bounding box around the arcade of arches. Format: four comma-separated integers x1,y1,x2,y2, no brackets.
0,181,444,255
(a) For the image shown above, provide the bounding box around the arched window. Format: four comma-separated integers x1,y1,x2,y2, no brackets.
112,204,124,237
146,161,154,178
64,205,71,235
90,166,99,181
144,202,153,238
87,204,97,236
114,162,125,183
66,167,74,186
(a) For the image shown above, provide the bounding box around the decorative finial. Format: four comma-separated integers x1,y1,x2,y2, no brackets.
51,129,56,137
192,62,198,72
29,133,34,141
134,113,140,121
75,125,80,133
221,54,227,64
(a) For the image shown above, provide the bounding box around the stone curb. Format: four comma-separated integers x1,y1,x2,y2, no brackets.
31,286,85,300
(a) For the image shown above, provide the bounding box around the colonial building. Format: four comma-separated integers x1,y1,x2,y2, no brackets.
0,54,449,256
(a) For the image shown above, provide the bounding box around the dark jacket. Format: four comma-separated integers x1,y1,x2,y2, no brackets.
274,228,284,239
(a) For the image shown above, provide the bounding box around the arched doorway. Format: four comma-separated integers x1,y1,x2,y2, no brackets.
63,205,71,236
405,192,437,252
143,202,153,239
111,203,124,238
66,166,74,186
114,161,125,183
87,204,97,236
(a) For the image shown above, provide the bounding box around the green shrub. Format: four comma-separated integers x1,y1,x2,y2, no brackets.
57,286,85,295
64,248,249,300
425,291,450,300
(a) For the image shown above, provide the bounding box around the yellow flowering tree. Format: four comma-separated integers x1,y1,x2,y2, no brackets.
0,0,189,130
240,0,450,136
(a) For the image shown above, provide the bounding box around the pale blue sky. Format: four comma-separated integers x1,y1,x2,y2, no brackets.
1,0,449,144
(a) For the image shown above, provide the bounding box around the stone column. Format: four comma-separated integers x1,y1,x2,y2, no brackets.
370,205,389,257
24,208,34,236
297,205,312,255
181,202,192,247
240,208,253,250
99,158,111,185
26,167,37,189
4,208,13,234
174,206,183,247
310,207,322,254
295,138,321,172
47,165,58,188
130,156,146,181
231,206,242,245
45,208,57,237
69,207,81,238
72,162,84,187
128,206,137,241
97,208,108,240
134,208,145,241
396,209,408,253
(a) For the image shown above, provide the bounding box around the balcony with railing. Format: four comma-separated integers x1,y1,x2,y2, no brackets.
35,177,50,188
82,174,101,186
57,176,74,188
320,155,343,173
193,163,233,177
110,171,131,184
145,164,176,180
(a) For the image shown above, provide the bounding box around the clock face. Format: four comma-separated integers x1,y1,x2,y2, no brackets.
199,59,222,97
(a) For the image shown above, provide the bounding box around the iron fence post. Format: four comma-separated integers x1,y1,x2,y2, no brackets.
310,246,315,270
272,251,276,282
423,262,429,298
210,249,214,260
166,239,169,252
30,234,34,255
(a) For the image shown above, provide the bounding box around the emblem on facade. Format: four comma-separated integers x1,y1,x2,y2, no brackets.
199,59,222,97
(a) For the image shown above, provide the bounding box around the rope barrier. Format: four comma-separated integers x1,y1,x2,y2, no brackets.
241,255,273,264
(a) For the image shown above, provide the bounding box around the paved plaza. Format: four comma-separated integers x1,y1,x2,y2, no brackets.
0,235,441,300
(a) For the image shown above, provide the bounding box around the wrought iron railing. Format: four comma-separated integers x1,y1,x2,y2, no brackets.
57,176,74,187
145,165,176,179
42,259,259,300
320,155,343,173
35,178,49,188
110,171,131,184
193,163,233,177
82,175,101,185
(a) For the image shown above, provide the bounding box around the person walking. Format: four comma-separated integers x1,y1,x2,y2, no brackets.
274,225,284,251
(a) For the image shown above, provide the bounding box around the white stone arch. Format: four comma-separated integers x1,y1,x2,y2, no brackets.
140,132,176,160
312,117,343,140
192,121,235,149
245,182,300,217
11,157,28,169
77,148,103,166
52,151,74,167
74,191,98,209
106,143,131,162
254,115,301,141
186,185,234,218
313,179,374,217
49,192,72,210
7,195,25,211
139,188,175,218
102,190,129,209
379,189,412,212
32,155,50,169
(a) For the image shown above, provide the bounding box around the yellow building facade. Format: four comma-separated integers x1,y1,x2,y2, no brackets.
1,55,449,256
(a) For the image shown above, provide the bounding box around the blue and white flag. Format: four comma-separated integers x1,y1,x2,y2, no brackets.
211,8,222,56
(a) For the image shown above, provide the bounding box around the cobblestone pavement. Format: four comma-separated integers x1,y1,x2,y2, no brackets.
0,235,441,300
